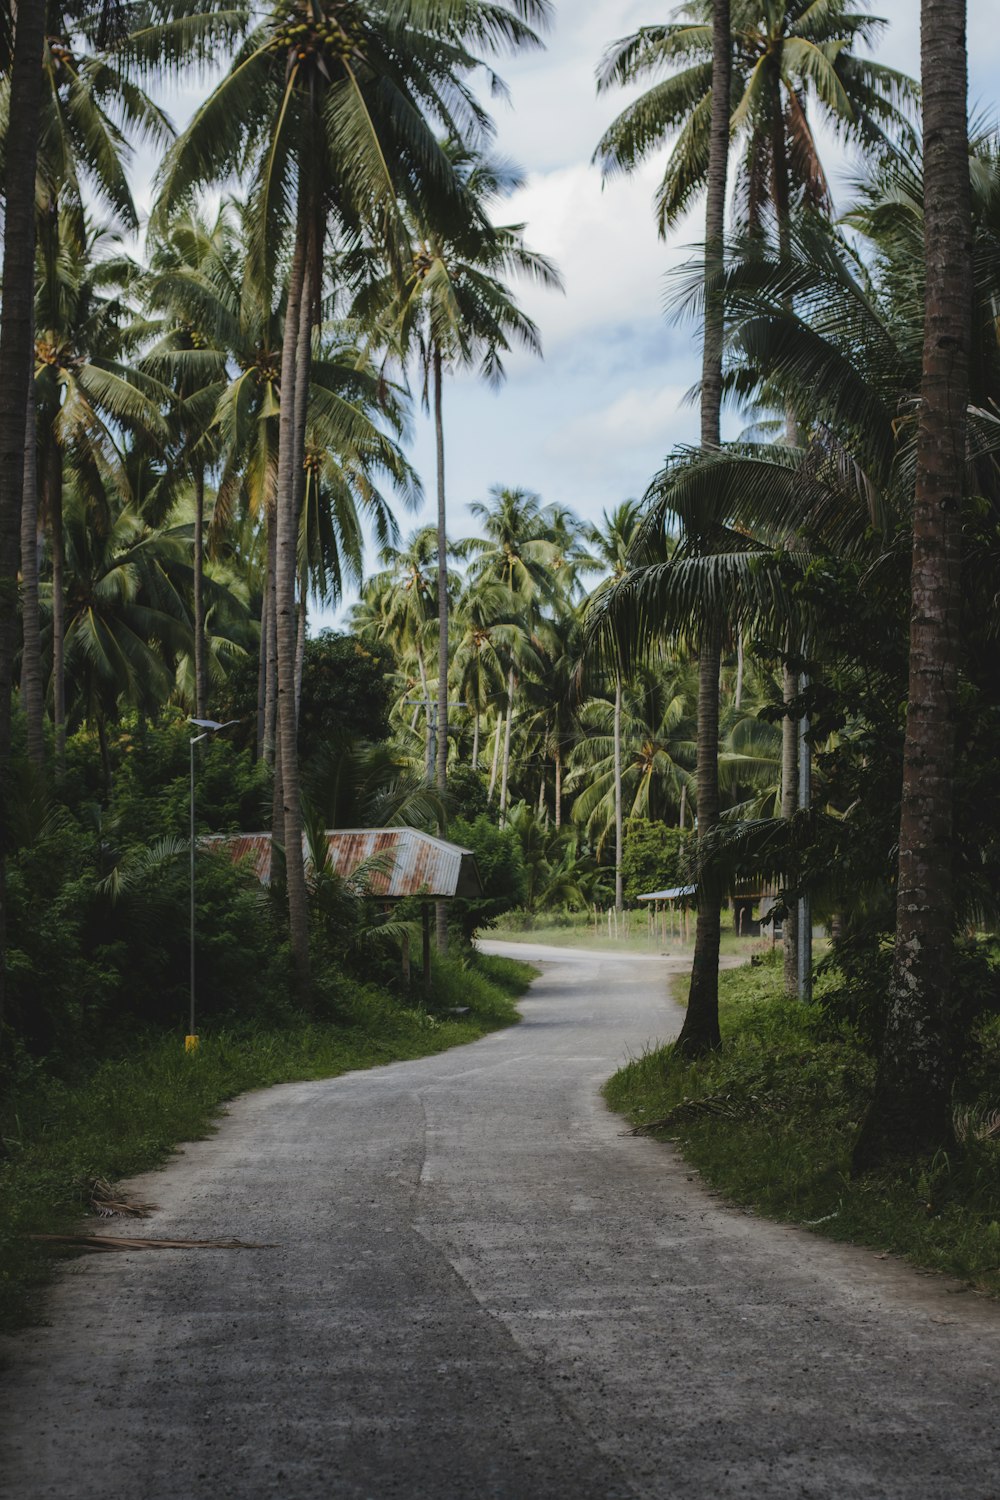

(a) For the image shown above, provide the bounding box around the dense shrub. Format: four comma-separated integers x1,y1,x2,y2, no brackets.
447,815,527,939
621,818,691,903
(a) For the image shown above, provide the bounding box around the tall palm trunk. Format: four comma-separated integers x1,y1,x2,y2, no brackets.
295,567,307,725
735,633,744,709
433,345,449,797
472,708,480,770
416,645,433,780
20,379,44,767
555,746,562,829
264,505,278,768
855,0,972,1168
781,648,799,995
488,711,502,801
274,199,312,984
48,438,66,771
256,586,268,763
674,0,730,1058
613,676,624,911
0,0,46,1033
193,464,208,721
777,138,802,994
499,665,515,823
432,345,449,953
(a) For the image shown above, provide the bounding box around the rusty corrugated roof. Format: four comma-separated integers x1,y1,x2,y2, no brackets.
202,828,482,899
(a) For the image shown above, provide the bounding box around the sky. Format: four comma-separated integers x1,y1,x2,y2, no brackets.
132,3,1000,627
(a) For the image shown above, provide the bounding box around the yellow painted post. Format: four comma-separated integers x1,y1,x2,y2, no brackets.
185,1034,199,1053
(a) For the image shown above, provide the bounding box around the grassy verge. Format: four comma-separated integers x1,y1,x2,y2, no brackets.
492,908,769,959
605,950,1000,1296
0,950,535,1334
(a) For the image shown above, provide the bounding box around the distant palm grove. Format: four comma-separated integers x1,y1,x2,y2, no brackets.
0,1,994,1169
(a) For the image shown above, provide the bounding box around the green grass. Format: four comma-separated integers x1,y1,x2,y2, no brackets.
0,950,535,1334
605,951,1000,1296
491,907,772,958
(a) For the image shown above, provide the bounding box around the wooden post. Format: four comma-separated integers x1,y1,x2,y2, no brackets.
422,904,431,988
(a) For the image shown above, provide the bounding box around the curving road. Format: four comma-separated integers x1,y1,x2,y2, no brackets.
2,944,999,1499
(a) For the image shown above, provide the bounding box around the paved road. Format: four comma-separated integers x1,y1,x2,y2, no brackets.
2,945,999,1499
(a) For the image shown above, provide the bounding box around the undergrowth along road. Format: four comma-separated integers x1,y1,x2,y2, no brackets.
605,950,1000,1296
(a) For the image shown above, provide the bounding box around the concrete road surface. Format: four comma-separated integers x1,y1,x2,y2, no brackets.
2,944,999,1499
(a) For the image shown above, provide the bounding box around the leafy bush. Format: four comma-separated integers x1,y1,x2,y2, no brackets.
621,818,691,904
447,815,527,939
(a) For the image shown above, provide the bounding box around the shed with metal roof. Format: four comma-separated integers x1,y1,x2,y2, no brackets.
204,828,481,899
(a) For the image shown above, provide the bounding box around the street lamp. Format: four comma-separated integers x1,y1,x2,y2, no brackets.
187,718,238,1052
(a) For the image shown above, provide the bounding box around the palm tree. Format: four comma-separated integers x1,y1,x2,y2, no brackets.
354,528,441,779
142,208,236,723
33,213,166,767
569,660,698,853
595,0,917,239
450,578,522,773
518,601,587,828
57,486,195,792
0,0,47,1032
596,0,916,1005
590,0,734,1051
156,0,551,983
353,140,561,813
7,0,172,766
587,501,644,908
463,486,559,819
855,0,974,1168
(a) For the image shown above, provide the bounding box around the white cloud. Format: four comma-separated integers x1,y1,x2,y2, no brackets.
548,381,693,459
497,157,701,367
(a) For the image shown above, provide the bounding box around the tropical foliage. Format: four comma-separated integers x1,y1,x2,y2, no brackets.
0,0,993,1176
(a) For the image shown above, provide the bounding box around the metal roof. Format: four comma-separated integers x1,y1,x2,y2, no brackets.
636,885,697,902
203,828,482,900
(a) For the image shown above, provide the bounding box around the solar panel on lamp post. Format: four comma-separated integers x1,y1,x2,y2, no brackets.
187,718,238,1052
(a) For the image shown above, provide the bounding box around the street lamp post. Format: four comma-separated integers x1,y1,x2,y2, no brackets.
187,718,238,1052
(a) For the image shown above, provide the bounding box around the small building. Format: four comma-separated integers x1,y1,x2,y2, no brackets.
205,827,482,983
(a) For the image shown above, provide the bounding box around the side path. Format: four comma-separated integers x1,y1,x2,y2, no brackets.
2,946,998,1499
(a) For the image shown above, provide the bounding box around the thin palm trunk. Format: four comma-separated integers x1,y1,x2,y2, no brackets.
555,747,562,830
20,379,44,767
674,0,730,1058
256,587,267,763
677,628,723,1053
275,198,312,984
295,565,307,725
777,131,802,995
264,506,278,769
855,0,972,1168
193,464,208,721
781,650,799,995
488,711,502,800
432,345,448,954
499,666,515,822
0,0,45,1033
614,676,624,911
416,646,433,780
433,345,448,796
735,633,744,708
472,708,480,770
48,439,66,771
